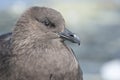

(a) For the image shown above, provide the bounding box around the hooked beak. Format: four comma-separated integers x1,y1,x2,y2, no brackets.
58,28,80,45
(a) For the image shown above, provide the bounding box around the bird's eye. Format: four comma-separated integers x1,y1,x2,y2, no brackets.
41,18,56,28
42,18,50,26
35,17,56,28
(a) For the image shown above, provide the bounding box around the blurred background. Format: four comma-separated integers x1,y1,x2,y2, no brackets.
0,0,120,80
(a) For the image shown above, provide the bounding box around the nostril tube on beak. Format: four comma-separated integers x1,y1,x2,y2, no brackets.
70,34,74,37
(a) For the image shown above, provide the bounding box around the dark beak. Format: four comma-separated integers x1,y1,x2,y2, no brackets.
58,28,80,45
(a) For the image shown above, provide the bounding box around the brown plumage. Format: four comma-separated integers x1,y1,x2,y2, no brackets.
0,6,83,80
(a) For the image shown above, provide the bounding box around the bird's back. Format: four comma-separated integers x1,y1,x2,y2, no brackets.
0,32,12,57
0,32,13,80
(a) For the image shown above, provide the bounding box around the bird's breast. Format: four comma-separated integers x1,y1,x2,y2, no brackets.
11,42,80,80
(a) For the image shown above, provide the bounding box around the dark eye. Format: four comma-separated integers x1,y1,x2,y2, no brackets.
35,17,56,28
41,18,56,28
42,18,50,26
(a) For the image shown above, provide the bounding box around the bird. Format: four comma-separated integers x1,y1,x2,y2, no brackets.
0,6,83,80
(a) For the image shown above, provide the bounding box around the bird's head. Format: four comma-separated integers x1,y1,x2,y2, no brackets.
14,7,80,45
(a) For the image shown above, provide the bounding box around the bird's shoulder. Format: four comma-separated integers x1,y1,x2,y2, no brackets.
0,32,12,41
0,32,12,58
0,32,13,76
